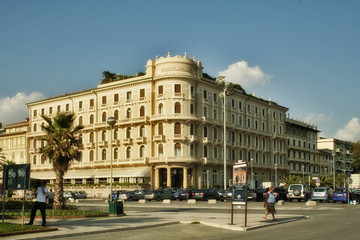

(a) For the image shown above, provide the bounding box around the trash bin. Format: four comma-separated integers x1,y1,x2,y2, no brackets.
109,200,124,216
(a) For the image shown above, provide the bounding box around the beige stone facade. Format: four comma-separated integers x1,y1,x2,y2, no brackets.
25,53,290,190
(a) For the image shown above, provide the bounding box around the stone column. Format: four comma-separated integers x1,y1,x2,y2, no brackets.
167,167,172,188
154,168,160,189
183,167,188,189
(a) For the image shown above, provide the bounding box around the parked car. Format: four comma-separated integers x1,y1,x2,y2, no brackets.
192,189,219,201
172,189,183,200
287,184,311,202
63,191,75,200
74,191,87,199
311,187,333,202
264,187,288,201
255,188,265,202
144,190,174,201
217,188,233,202
127,189,151,201
247,189,258,201
333,188,352,203
178,189,193,201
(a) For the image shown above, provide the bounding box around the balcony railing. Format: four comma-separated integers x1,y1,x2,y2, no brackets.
153,135,165,142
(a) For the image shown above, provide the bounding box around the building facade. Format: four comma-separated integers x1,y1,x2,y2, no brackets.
26,53,289,191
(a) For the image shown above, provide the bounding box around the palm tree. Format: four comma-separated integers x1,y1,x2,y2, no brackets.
280,175,301,188
40,112,83,209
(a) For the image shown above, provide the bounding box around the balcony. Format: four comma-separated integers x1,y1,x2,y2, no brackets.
85,143,95,148
122,138,132,145
136,137,146,144
130,157,149,165
173,134,186,141
112,139,120,146
188,135,199,142
203,137,209,144
98,141,107,147
153,135,165,142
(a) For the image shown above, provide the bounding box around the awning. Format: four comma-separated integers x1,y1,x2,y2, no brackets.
30,167,150,180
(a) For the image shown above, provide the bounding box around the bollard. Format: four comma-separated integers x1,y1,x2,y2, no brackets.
139,199,147,204
306,200,317,206
208,199,217,204
163,199,171,204
277,200,285,205
187,199,196,204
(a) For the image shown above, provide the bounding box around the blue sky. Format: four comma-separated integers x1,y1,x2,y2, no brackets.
0,0,359,141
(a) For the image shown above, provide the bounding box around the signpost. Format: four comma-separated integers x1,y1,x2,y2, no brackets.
231,160,248,227
316,179,320,187
2,164,31,224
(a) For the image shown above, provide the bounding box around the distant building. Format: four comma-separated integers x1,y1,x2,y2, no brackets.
317,138,353,175
26,53,289,191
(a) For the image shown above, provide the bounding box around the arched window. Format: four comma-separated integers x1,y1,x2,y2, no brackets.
139,125,145,137
102,112,107,122
232,150,235,160
90,150,94,161
114,148,118,160
140,145,145,158
126,108,131,118
190,104,194,114
214,147,218,159
174,122,181,134
33,124,37,132
102,149,106,160
140,106,145,117
114,110,119,120
158,123,163,135
213,110,217,119
126,147,131,159
204,146,208,158
190,124,194,135
231,114,235,124
158,103,163,114
158,144,164,157
90,132,94,143
79,134,83,145
41,155,46,164
90,114,94,124
213,128,218,139
175,102,181,113
126,127,131,138
231,132,235,143
174,143,181,156
33,156,37,165
79,116,83,126
114,129,119,140
33,139,36,148
102,130,106,141
203,107,207,117
203,126,207,138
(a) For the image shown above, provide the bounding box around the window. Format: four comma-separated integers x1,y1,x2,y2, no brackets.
158,144,164,157
33,124,37,132
190,144,194,156
190,124,194,135
231,99,235,108
175,84,181,93
126,127,131,138
126,91,132,100
213,93,217,103
79,101,83,109
140,89,145,98
140,106,145,117
190,104,194,114
175,102,181,113
114,129,118,140
102,112,107,122
33,110,37,117
204,146,208,158
158,123,164,135
33,156,37,165
158,103,163,114
41,108,44,115
103,96,107,105
49,107,53,114
213,110,217,119
203,107,207,117
90,132,94,143
90,150,94,161
213,128,218,139
126,147,131,159
79,116,83,126
140,145,145,158
174,122,181,134
174,143,181,156
203,90,207,99
139,125,145,137
158,85,163,95
214,147,218,158
114,148,118,159
126,108,131,118
66,104,70,111
191,86,194,95
239,101,242,110
90,114,94,124
114,110,119,120
203,126,208,138
57,105,61,112
102,149,106,160
114,93,119,103
90,99,94,107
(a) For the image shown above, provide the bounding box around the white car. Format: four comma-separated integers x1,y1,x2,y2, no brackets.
287,184,312,202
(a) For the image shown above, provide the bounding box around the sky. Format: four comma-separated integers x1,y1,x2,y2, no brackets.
0,0,359,142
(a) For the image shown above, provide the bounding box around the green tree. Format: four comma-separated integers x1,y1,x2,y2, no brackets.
280,175,302,188
40,112,83,209
352,141,360,173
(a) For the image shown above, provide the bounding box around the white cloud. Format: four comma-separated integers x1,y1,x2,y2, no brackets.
334,117,360,142
218,61,271,89
0,92,44,126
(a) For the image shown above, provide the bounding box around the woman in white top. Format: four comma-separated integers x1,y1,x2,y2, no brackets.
263,186,276,221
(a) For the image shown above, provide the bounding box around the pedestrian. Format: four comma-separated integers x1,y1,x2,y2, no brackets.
263,186,276,221
27,180,48,227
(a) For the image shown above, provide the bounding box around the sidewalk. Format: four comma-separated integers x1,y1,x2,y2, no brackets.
4,209,308,239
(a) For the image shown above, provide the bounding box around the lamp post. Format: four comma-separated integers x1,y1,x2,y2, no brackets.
250,158,254,189
274,163,278,187
216,76,233,190
332,153,335,190
107,116,116,201
302,165,305,180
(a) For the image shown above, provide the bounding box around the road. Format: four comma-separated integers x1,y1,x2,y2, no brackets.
61,199,360,240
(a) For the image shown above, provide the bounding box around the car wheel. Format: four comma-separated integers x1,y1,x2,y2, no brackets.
333,201,336,204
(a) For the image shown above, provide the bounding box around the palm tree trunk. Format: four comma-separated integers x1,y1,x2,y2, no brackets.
53,170,65,210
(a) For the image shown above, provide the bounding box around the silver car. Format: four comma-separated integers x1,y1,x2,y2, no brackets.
311,187,333,202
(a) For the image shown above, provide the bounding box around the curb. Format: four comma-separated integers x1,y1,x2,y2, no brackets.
0,227,58,238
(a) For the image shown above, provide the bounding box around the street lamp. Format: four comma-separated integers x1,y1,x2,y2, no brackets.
107,116,116,201
274,163,278,187
302,165,305,180
216,76,233,190
332,153,335,190
250,158,254,189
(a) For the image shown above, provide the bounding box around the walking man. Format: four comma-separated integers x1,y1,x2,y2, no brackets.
27,180,48,227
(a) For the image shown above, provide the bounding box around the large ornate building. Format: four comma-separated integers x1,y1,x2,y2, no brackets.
25,53,289,191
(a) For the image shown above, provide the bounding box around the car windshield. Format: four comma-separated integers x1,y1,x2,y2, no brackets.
289,185,302,190
335,188,347,193
314,188,326,192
